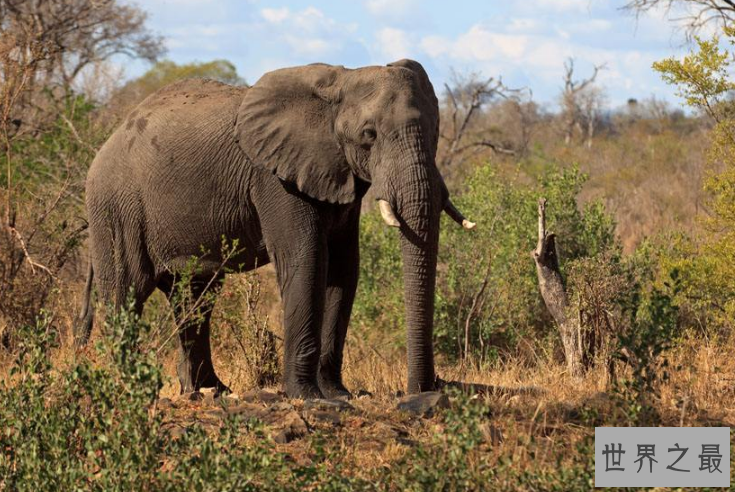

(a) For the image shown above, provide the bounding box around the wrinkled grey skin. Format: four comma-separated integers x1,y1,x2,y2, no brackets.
78,59,451,399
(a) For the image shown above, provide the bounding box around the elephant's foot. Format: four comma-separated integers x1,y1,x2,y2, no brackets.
177,360,230,396
318,371,351,400
199,374,231,396
284,380,324,400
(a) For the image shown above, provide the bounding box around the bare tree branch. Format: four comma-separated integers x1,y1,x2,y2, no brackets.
438,71,524,175
560,58,607,147
623,0,735,38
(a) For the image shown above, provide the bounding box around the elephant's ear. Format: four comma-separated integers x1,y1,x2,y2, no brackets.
387,59,440,154
235,64,354,204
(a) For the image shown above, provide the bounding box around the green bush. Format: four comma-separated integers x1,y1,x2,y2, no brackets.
0,301,165,490
1,94,103,341
0,301,367,491
353,162,618,363
613,269,682,425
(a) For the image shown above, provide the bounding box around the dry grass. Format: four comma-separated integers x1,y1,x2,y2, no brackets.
2,270,734,487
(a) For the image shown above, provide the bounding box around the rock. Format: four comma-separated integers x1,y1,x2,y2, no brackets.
240,389,285,404
273,411,309,443
166,424,187,439
270,401,295,412
215,393,241,406
179,391,204,402
204,408,226,420
396,392,449,417
156,398,174,411
200,387,217,405
306,410,342,425
225,402,268,419
273,430,291,444
303,398,354,412
371,421,401,439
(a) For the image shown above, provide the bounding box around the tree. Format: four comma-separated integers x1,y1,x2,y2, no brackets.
0,0,163,101
0,0,163,343
532,198,584,377
437,71,520,180
624,0,735,37
559,58,606,148
653,26,735,326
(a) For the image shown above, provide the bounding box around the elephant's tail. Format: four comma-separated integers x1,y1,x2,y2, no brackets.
74,260,94,347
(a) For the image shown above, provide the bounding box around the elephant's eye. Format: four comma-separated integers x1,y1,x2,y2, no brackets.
361,127,377,145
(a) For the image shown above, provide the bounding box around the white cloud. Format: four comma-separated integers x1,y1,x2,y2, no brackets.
432,25,528,62
530,0,590,12
365,0,418,19
417,20,671,106
293,7,335,33
375,27,413,61
285,36,332,57
258,6,358,59
146,0,217,4
507,18,540,33
164,23,241,51
420,35,449,58
261,7,289,23
567,18,613,34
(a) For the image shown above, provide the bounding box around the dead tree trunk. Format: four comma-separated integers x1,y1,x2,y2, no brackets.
531,198,583,378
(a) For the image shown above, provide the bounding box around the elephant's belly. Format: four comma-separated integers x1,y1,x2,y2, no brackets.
147,209,270,277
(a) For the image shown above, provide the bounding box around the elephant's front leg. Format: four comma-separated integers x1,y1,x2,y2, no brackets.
274,236,328,400
318,213,359,399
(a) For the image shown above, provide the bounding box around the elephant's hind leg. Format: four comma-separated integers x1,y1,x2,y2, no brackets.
158,273,229,395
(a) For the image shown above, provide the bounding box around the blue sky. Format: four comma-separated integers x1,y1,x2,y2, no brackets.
131,0,703,110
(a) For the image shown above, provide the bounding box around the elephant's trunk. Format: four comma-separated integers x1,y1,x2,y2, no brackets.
400,198,440,393
383,134,443,394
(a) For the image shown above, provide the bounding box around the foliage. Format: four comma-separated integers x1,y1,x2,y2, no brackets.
352,206,405,341
0,95,102,342
0,301,164,490
0,301,368,491
385,391,597,492
613,270,682,424
354,161,618,363
565,251,626,368
653,25,735,335
214,272,281,389
389,390,493,491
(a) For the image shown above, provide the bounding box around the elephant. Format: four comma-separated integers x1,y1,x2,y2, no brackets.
76,59,475,400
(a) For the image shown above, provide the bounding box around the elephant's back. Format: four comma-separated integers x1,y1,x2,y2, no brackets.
119,78,245,162
86,78,255,273
137,77,244,115
88,78,246,187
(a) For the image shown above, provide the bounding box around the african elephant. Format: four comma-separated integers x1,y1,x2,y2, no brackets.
76,59,475,399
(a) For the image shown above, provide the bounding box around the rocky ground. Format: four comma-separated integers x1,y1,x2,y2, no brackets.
155,387,503,451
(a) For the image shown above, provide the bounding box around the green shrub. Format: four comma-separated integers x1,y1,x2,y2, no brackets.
613,270,682,425
354,161,618,363
1,94,103,342
0,300,164,490
0,300,372,491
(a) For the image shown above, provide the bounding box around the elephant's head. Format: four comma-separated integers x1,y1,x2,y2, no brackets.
236,60,474,393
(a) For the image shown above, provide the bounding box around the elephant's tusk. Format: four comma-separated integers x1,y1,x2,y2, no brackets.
378,200,401,228
444,199,476,230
